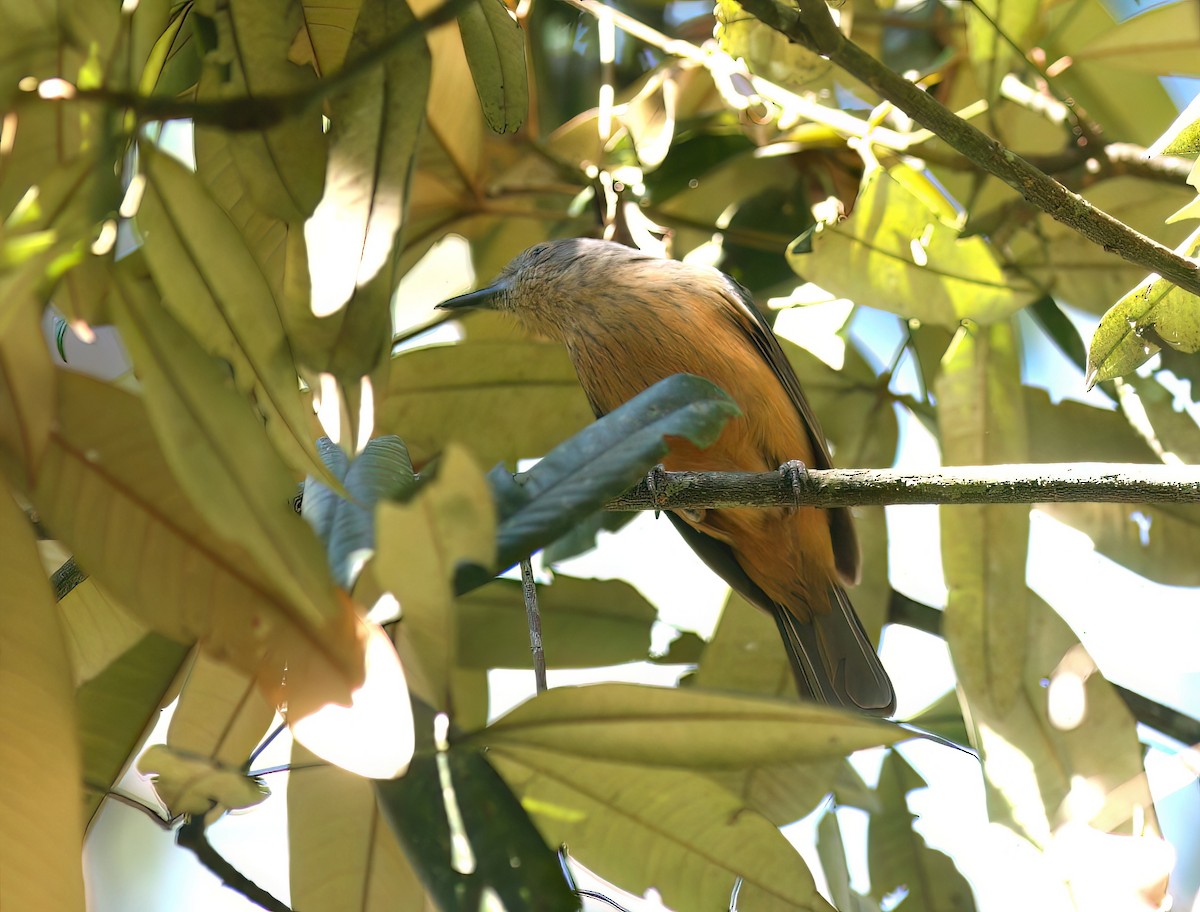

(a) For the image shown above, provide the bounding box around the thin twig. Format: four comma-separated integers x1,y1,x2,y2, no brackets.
733,0,1200,296
520,558,548,693
605,464,1200,510
176,817,293,912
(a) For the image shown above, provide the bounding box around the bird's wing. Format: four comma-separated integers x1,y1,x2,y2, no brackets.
716,275,861,585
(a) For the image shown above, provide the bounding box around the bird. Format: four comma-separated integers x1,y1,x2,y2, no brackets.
437,237,895,716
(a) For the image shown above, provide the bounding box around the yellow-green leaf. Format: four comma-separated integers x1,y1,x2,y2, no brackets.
473,682,906,769
1087,272,1200,387
492,745,835,911
167,654,276,768
0,488,85,911
109,264,339,631
790,162,1035,326
136,145,330,484
374,445,495,706
936,321,1028,717
288,743,430,911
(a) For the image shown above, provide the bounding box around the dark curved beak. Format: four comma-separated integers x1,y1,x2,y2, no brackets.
436,284,504,311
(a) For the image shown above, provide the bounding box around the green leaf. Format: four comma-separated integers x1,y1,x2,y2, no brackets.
491,745,833,911
57,579,149,687
109,262,340,633
304,435,416,589
485,373,739,578
296,0,432,376
379,339,593,469
1087,272,1200,387
458,0,528,134
289,742,430,911
789,162,1036,326
30,369,363,697
167,654,276,769
136,145,331,486
818,810,881,912
375,446,495,706
376,743,577,912
457,576,655,669
0,489,86,908
936,321,1028,718
868,751,978,912
298,0,365,75
77,634,189,825
0,276,55,486
471,683,906,769
192,0,326,221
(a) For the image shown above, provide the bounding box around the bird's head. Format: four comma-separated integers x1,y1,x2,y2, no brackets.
436,238,659,341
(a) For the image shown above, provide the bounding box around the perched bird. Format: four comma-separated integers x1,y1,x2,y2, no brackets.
438,238,895,716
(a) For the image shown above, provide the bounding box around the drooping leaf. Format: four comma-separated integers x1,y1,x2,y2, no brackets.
27,371,364,701
375,446,495,707
457,0,528,134
483,373,739,580
167,654,276,769
0,488,86,910
109,261,341,632
490,745,834,911
868,751,978,912
289,742,431,912
296,0,432,378
136,145,331,484
77,633,189,826
456,575,656,669
818,810,881,912
376,738,577,912
137,744,269,816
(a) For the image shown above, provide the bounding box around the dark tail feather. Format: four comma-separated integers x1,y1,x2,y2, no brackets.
772,585,895,716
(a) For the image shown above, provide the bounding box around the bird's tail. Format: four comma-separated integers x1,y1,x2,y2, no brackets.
772,585,895,716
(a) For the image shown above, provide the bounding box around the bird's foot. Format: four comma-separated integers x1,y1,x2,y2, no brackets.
645,463,669,518
778,459,810,509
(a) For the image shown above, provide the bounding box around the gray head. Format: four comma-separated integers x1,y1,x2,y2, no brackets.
436,238,663,340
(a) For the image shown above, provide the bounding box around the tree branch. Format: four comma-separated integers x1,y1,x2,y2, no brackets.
605,464,1200,511
733,0,1200,297
886,591,1200,746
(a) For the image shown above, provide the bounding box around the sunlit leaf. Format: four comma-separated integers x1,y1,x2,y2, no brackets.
167,654,276,769
472,682,905,768
298,0,432,378
57,578,148,686
375,445,495,706
1087,270,1200,387
77,633,189,826
0,488,86,909
790,162,1036,326
192,0,326,221
27,371,364,699
109,262,341,632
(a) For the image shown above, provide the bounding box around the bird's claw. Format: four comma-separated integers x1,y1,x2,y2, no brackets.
778,459,809,508
646,463,669,518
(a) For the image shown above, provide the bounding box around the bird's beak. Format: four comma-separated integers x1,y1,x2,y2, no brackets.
436,283,505,312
